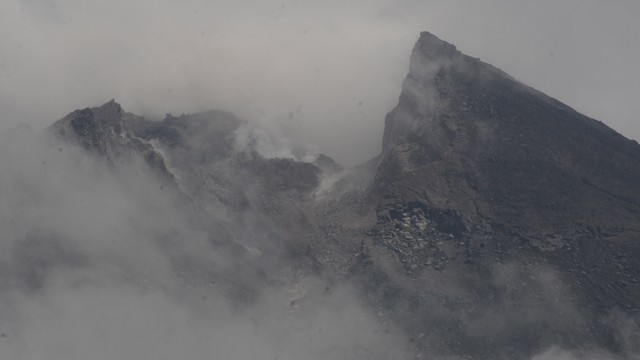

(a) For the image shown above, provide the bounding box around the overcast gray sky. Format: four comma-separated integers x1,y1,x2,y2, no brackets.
1,0,639,165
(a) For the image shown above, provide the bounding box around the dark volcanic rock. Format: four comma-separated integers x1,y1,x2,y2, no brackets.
50,99,175,182
355,31,640,358
378,32,640,234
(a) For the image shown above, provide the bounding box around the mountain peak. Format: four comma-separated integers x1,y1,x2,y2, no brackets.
93,99,124,130
415,31,459,60
99,98,121,111
374,29,640,282
360,33,640,355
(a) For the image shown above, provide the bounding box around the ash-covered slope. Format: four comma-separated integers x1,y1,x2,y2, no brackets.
353,31,640,358
372,31,640,295
378,32,640,238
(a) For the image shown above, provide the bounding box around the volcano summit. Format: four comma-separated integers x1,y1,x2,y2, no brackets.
1,32,639,360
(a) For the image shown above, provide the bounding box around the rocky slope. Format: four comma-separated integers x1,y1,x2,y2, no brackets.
372,31,640,303
356,31,640,358
16,32,640,359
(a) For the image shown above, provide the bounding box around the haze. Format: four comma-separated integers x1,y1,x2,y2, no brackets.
1,3,640,359
1,0,639,165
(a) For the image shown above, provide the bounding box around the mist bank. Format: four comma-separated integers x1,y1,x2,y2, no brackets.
0,120,412,360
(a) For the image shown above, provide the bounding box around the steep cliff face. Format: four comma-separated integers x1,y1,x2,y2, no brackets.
371,31,640,281
378,32,640,235
351,32,640,358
